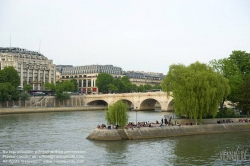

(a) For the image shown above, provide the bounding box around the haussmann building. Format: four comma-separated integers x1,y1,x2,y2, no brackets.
0,47,56,90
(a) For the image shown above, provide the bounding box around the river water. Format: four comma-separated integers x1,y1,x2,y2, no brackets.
0,110,250,166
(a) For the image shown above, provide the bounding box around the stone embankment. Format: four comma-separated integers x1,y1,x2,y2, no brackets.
0,106,106,115
86,123,250,141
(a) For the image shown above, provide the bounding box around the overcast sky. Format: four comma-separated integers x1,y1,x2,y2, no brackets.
0,0,249,74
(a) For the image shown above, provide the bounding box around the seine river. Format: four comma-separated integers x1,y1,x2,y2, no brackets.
0,110,250,166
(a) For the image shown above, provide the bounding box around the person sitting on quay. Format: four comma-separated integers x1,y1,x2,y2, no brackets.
100,124,106,129
97,124,100,129
164,118,168,125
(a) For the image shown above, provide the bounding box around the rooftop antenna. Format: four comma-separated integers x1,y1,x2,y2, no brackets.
38,39,41,53
10,35,11,48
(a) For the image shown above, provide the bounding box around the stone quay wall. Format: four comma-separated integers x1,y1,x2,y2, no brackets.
0,106,106,115
86,123,250,141
0,96,85,108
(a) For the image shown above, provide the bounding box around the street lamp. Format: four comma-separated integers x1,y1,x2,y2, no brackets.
134,107,138,124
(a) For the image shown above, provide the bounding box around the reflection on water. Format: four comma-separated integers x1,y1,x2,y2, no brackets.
0,110,250,165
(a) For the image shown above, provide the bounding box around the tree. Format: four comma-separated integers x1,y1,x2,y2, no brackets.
162,62,230,123
131,84,138,92
105,100,129,127
210,50,250,112
61,81,74,92
108,83,118,93
20,93,30,106
121,76,132,92
112,79,125,93
70,78,78,92
24,84,32,93
144,84,152,91
138,85,145,92
96,73,114,93
235,75,250,116
20,84,31,106
0,66,20,88
209,58,241,108
153,84,162,90
44,82,56,91
229,51,250,75
10,90,20,101
55,81,74,101
0,83,11,103
0,82,20,107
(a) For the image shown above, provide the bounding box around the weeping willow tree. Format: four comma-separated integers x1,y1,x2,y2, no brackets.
105,100,129,127
162,62,230,123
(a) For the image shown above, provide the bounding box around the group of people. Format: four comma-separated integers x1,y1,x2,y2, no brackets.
217,119,234,124
97,124,119,129
239,119,250,122
96,117,199,130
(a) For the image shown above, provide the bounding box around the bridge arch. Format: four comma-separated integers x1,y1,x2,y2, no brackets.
139,98,162,111
119,99,134,110
86,100,108,106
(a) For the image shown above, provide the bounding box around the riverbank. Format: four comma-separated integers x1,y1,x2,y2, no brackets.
86,123,250,141
0,106,106,115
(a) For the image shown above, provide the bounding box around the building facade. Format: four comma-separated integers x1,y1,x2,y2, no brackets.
123,71,164,86
60,65,123,93
0,47,56,90
58,64,164,93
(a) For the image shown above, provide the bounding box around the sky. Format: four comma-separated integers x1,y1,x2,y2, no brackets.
0,0,250,74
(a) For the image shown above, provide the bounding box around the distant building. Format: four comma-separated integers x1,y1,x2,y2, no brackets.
60,65,123,93
123,71,165,86
0,47,56,90
56,71,61,82
59,64,164,93
56,65,73,73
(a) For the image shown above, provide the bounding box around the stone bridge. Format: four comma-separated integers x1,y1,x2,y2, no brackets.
85,92,174,111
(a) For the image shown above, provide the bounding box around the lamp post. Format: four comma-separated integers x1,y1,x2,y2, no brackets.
134,107,138,124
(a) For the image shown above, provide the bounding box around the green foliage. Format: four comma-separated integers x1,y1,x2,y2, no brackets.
105,100,129,127
153,84,162,90
0,83,11,102
108,83,118,93
216,108,237,118
0,66,20,88
144,84,152,91
210,50,250,115
20,93,30,101
121,76,132,92
162,61,230,123
235,75,250,116
131,84,138,92
55,81,74,101
96,73,161,93
70,78,78,92
138,85,145,92
44,82,56,91
96,73,114,93
10,89,20,101
55,91,70,101
112,79,125,93
0,82,20,102
23,84,32,92
229,51,250,75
